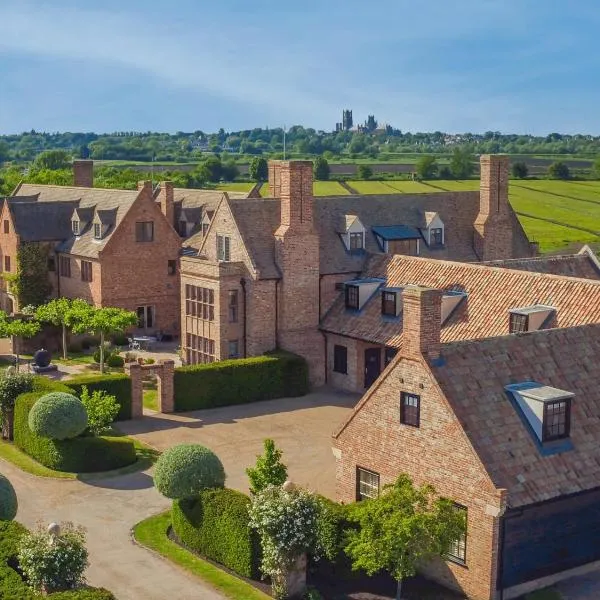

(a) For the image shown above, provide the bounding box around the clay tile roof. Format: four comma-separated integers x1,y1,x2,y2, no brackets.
432,324,600,507
321,254,600,346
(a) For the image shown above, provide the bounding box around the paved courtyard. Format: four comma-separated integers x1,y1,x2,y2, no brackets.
119,389,359,498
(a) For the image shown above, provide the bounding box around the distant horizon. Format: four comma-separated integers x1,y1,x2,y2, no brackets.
2,1,599,135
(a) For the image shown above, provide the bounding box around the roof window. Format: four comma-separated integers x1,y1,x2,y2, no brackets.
343,278,384,311
339,215,366,254
509,305,556,334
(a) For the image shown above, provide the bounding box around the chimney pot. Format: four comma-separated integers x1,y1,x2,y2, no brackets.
73,160,93,188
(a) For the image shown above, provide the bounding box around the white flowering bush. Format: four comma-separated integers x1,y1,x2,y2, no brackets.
248,485,319,599
18,522,89,593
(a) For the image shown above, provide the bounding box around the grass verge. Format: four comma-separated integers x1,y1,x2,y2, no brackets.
133,511,269,600
0,432,159,480
143,389,158,411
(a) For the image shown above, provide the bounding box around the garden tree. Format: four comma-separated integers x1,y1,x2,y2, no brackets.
0,313,41,370
449,147,475,179
153,443,226,499
246,438,288,495
0,140,10,164
548,161,570,180
249,156,268,182
35,298,90,360
18,522,89,594
0,372,33,440
0,473,18,520
357,164,373,180
345,474,466,600
512,161,529,179
221,160,239,182
70,304,137,373
249,484,320,599
34,149,71,170
313,156,330,181
79,386,119,436
198,155,223,183
415,155,438,179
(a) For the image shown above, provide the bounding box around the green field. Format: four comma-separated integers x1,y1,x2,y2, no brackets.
260,181,348,197
214,182,255,192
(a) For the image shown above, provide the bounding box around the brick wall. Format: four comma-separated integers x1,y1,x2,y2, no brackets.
333,356,505,600
402,286,441,360
320,273,359,318
58,255,102,305
0,203,20,312
99,182,181,335
474,155,514,261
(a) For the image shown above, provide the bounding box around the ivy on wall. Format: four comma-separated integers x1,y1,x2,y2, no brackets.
6,243,52,308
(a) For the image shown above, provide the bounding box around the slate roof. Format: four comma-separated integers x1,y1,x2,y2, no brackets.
372,225,421,240
320,254,600,346
9,200,79,241
431,324,600,507
12,183,139,258
206,190,532,279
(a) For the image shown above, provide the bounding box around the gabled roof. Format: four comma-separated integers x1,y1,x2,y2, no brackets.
431,324,600,507
94,208,117,225
423,211,439,227
320,254,600,346
73,206,95,223
9,200,79,242
13,183,139,257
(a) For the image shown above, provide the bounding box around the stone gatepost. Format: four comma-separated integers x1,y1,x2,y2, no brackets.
157,360,175,414
126,363,143,418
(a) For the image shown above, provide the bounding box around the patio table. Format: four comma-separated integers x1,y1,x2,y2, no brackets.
133,335,158,350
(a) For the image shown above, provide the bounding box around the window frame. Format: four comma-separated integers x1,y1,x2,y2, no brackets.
430,227,444,247
3,220,9,234
167,260,177,276
356,467,380,501
216,235,231,262
345,284,360,310
3,256,10,273
80,260,93,282
93,223,102,239
228,290,238,323
333,344,348,374
349,231,364,252
509,312,529,334
400,391,420,428
228,339,239,359
72,220,80,236
185,284,215,321
185,333,216,364
542,398,571,442
59,255,71,278
381,291,397,317
447,504,467,566
135,221,154,243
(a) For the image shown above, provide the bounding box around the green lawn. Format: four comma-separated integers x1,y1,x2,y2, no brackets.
347,181,403,194
54,352,96,366
214,182,255,193
143,389,158,411
133,512,269,600
314,181,349,195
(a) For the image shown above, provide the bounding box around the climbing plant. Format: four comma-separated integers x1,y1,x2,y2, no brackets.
7,243,52,308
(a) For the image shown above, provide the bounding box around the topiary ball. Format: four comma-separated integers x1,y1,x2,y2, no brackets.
28,392,88,440
0,474,17,521
153,444,226,499
106,354,124,368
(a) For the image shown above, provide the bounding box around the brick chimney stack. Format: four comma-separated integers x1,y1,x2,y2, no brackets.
73,160,93,188
272,161,323,384
402,285,442,361
268,161,282,199
137,181,153,196
474,155,513,260
158,181,175,227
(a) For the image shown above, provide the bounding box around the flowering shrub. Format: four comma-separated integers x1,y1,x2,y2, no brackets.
248,485,320,599
79,386,119,436
28,392,87,440
18,522,88,593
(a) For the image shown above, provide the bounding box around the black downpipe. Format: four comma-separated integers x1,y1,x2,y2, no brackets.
275,279,279,348
321,331,328,383
240,278,247,358
497,514,506,600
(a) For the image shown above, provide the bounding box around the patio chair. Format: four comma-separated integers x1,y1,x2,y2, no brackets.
128,338,141,351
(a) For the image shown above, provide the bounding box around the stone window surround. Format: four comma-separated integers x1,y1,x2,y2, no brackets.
356,467,380,501
400,391,420,427
333,344,348,374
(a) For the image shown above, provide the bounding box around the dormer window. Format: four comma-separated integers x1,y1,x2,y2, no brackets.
94,223,102,239
430,228,443,246
72,220,80,236
421,212,445,248
349,232,364,252
505,383,574,453
345,285,360,310
509,305,556,334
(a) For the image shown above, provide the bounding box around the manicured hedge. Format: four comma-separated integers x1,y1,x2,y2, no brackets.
172,489,261,579
0,521,115,599
67,374,131,421
14,392,136,473
174,351,309,412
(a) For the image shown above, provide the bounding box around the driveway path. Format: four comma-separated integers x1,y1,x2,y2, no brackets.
0,458,224,600
119,389,359,498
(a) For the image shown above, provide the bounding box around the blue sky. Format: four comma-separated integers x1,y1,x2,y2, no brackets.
0,0,598,135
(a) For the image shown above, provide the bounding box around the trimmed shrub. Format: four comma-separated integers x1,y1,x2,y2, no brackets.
67,374,131,421
32,377,74,394
172,489,261,579
174,351,308,412
110,333,128,347
28,393,88,440
79,387,119,436
15,392,136,472
154,444,225,499
0,474,17,521
0,521,115,599
106,354,124,368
